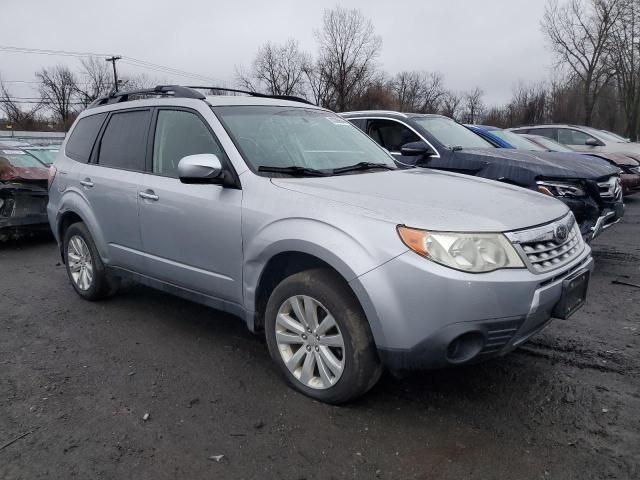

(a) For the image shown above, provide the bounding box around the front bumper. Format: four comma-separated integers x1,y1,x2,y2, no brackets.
349,245,593,371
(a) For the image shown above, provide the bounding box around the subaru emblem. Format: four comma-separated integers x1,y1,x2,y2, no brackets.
555,224,569,243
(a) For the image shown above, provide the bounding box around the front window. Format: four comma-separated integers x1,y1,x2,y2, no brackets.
412,116,493,149
489,129,546,151
213,106,395,173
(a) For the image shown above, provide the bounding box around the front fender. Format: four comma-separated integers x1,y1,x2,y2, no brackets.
242,217,405,314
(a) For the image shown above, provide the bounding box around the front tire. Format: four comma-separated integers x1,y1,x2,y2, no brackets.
63,222,117,301
265,268,382,404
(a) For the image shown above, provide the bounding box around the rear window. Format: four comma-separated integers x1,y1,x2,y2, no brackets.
65,113,107,162
97,110,150,171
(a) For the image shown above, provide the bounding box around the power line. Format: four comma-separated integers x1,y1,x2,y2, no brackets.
0,44,227,85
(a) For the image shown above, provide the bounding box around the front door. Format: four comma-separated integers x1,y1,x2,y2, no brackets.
138,108,243,303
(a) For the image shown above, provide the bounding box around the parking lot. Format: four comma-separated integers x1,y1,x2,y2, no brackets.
0,198,637,479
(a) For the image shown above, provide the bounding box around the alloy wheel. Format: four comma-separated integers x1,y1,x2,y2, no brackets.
67,235,93,291
275,295,345,389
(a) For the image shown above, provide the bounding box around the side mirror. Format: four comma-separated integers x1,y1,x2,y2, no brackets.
400,141,436,157
178,154,224,184
585,137,602,147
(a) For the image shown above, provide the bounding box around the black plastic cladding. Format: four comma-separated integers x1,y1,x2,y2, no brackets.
88,85,313,109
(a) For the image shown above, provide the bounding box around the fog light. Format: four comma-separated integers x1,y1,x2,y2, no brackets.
447,332,485,363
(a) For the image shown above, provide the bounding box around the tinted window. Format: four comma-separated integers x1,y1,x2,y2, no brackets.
558,128,594,146
153,110,224,178
65,113,107,162
510,128,530,134
367,120,420,151
97,110,150,170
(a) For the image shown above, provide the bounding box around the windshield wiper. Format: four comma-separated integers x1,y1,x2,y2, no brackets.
449,145,463,151
258,165,330,177
331,162,395,175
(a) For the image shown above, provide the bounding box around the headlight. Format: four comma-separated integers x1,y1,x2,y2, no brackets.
536,180,586,197
628,166,640,175
397,226,524,273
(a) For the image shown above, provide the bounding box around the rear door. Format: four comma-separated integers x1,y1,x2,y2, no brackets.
79,109,151,270
137,107,243,302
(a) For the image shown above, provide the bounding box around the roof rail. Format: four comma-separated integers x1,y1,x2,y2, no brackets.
87,84,315,109
186,86,315,105
88,85,206,108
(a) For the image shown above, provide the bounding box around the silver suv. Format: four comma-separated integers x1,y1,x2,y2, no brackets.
47,86,594,403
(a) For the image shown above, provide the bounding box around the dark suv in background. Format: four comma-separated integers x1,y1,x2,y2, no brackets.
342,111,623,240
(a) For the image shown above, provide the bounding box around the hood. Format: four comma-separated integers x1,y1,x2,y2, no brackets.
584,152,639,167
0,165,49,182
272,169,568,232
459,148,618,180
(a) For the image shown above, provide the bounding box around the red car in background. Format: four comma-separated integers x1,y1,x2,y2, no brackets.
0,144,50,240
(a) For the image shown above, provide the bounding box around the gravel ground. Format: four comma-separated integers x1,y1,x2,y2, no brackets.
1,198,638,480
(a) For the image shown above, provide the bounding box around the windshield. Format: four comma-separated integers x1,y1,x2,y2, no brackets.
0,149,47,168
528,135,573,152
582,127,622,144
412,116,493,149
601,130,629,142
25,148,58,165
213,106,395,173
489,129,546,151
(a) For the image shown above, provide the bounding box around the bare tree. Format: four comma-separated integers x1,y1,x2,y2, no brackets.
303,61,334,107
76,57,112,106
117,73,166,92
0,76,44,130
463,87,485,123
610,0,640,140
440,91,464,120
390,71,445,113
316,6,382,111
542,0,622,125
236,39,310,96
37,65,78,129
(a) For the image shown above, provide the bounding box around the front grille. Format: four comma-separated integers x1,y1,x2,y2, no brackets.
598,176,622,200
505,213,585,274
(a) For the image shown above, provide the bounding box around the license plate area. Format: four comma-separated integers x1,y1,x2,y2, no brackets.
552,270,590,319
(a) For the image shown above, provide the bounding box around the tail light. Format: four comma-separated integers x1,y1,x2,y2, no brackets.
48,165,57,190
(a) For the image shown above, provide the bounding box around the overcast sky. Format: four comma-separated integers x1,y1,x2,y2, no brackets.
1,0,551,106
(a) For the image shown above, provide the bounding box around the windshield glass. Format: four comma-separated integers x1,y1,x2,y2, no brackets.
582,127,622,144
601,130,629,142
0,149,47,168
412,116,493,149
490,129,546,151
528,135,573,152
213,106,395,172
25,148,58,165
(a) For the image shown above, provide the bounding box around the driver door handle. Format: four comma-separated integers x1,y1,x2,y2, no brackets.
80,178,94,188
139,190,159,201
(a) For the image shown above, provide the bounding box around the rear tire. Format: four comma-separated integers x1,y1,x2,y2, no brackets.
265,268,382,404
63,222,118,301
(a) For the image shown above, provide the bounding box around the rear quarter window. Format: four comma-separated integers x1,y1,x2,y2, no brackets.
65,113,107,162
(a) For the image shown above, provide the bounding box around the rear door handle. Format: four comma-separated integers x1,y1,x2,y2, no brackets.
139,190,159,201
80,178,94,188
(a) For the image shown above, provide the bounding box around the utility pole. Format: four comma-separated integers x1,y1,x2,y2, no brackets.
105,56,122,92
